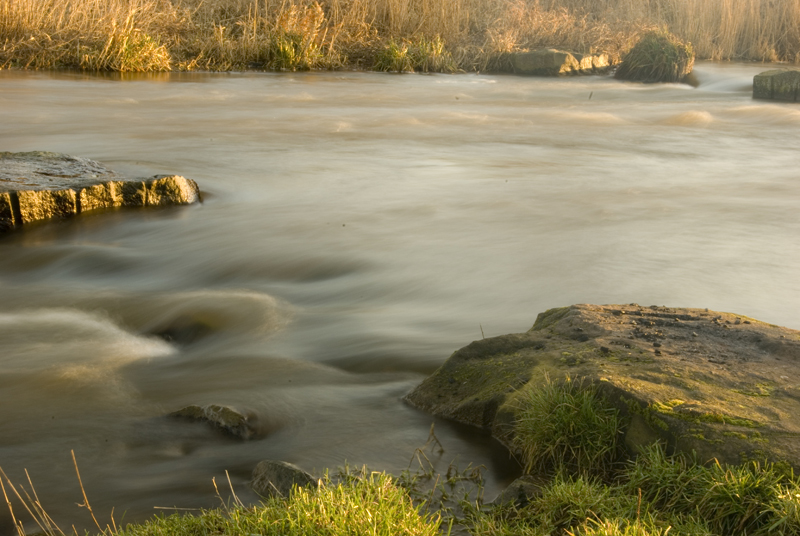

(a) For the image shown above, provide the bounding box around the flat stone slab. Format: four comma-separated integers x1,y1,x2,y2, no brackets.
753,69,800,102
508,49,612,76
405,304,800,469
0,151,200,231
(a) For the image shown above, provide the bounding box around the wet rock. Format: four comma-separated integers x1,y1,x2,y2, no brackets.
251,460,318,498
405,304,800,469
0,151,200,231
753,69,800,102
509,49,612,76
170,404,256,440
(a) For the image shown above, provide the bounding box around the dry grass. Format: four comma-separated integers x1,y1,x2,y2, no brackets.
1,0,799,72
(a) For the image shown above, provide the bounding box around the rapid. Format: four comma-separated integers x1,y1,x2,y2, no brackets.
0,62,798,532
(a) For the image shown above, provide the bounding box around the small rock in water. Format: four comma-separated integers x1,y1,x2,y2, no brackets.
170,404,256,440
251,460,318,498
753,69,800,102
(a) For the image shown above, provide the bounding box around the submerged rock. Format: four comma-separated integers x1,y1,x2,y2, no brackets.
0,151,200,231
251,460,318,498
508,49,612,76
405,304,800,469
170,404,256,440
753,69,800,102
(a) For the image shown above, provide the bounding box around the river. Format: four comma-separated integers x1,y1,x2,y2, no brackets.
0,63,798,533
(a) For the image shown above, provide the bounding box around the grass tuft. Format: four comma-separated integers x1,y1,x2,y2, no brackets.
374,36,457,73
96,469,443,536
614,29,694,83
512,375,623,478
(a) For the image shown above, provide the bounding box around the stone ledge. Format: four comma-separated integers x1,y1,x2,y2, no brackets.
0,151,200,231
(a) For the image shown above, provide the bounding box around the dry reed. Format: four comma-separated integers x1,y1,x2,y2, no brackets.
1,0,798,71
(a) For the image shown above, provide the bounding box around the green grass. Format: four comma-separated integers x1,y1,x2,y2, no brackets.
115,470,443,536
373,36,457,73
512,375,623,478
5,378,800,536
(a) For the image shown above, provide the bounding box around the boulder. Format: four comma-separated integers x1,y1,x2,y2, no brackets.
251,460,318,498
753,69,800,102
0,151,200,231
509,49,612,76
170,404,256,440
404,304,800,470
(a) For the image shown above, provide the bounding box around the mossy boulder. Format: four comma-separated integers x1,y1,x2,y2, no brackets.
753,69,800,102
0,151,200,231
615,30,694,83
404,304,800,469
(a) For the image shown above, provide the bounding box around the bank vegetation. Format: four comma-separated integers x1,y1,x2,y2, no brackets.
4,379,800,536
1,0,799,72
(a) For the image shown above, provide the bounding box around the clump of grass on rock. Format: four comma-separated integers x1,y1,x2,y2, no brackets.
512,375,624,478
615,29,694,83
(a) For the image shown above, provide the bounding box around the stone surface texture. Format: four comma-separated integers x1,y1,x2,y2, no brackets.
753,69,800,102
0,151,199,231
509,49,612,76
405,304,800,469
170,404,256,440
251,460,318,498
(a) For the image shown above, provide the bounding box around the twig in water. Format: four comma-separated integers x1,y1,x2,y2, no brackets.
71,450,103,533
1,466,64,536
0,473,23,536
26,469,64,535
226,471,244,508
426,423,445,455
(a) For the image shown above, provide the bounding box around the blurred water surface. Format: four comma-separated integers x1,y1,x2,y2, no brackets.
0,63,798,531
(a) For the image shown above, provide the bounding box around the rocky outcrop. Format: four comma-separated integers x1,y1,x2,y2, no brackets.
508,49,612,76
405,304,800,469
251,460,318,498
0,151,200,231
170,404,256,440
753,69,800,102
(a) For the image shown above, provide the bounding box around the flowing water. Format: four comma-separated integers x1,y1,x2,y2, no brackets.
0,63,798,532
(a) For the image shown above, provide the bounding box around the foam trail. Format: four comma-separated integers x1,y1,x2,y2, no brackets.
0,308,176,373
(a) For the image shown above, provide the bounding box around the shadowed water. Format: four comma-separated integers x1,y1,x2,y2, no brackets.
0,63,798,532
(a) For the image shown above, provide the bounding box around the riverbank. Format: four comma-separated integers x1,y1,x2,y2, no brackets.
1,0,799,72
